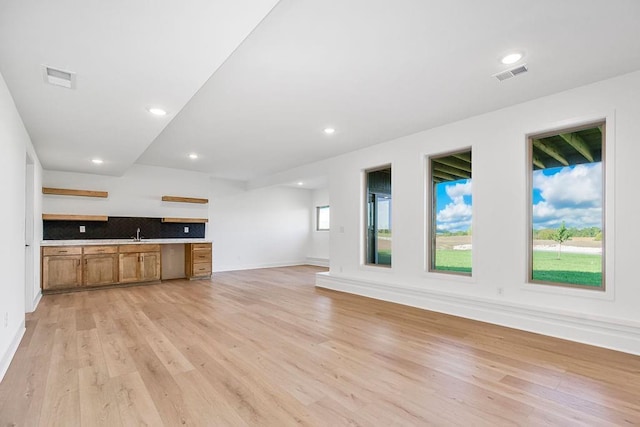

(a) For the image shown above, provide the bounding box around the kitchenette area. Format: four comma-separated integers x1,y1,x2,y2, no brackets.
40,185,213,293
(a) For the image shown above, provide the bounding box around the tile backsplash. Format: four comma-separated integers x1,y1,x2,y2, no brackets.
43,216,205,240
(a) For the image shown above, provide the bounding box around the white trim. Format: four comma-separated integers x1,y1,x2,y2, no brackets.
30,290,42,313
316,272,640,356
306,257,329,267
0,320,26,382
214,260,307,272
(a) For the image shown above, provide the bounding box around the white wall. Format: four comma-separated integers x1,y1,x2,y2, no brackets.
0,72,42,380
313,70,640,355
307,187,329,266
210,178,311,271
43,164,211,236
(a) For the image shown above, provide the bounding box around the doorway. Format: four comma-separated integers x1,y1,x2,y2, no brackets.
24,153,35,312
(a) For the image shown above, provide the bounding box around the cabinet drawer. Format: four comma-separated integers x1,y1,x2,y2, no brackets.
83,245,117,255
191,243,212,250
43,246,82,256
119,244,160,253
192,263,212,275
192,250,212,262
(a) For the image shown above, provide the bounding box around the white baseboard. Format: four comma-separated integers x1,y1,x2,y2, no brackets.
305,257,329,267
214,260,307,272
0,320,26,382
316,272,640,356
30,291,42,313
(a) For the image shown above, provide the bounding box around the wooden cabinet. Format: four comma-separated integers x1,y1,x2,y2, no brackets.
118,244,161,283
83,246,118,287
185,243,212,279
42,247,83,291
41,241,207,292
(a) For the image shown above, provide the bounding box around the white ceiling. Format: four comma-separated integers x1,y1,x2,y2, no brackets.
2,0,640,183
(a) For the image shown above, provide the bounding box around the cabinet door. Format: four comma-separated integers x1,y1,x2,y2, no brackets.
84,254,119,287
119,253,141,283
43,255,82,290
140,252,161,281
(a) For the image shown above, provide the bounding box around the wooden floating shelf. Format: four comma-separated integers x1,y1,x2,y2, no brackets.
43,214,109,222
43,187,108,198
161,195,208,204
161,217,208,224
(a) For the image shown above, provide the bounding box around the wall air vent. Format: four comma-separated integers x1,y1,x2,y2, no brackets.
493,64,528,82
42,65,76,89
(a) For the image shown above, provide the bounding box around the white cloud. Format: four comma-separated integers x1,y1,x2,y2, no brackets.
446,181,472,203
437,180,472,231
533,163,602,229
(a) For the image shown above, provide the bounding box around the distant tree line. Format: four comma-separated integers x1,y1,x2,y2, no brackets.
534,226,602,241
436,227,472,236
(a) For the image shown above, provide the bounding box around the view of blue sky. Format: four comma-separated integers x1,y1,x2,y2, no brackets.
532,163,602,230
435,179,472,232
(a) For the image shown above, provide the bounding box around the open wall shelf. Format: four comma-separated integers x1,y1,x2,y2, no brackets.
43,187,108,198
43,214,108,221
161,217,208,223
161,195,208,204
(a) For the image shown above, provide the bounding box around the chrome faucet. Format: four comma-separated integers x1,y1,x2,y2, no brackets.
133,227,141,241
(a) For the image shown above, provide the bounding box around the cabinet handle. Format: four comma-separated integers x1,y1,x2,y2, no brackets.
59,250,68,253
77,260,80,267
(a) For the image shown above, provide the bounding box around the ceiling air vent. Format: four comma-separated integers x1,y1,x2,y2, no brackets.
493,64,528,82
42,65,76,89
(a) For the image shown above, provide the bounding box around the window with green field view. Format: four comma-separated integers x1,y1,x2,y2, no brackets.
365,166,392,267
429,149,472,275
529,122,604,289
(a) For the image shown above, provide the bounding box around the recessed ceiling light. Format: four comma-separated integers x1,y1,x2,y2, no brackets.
324,128,335,135
91,158,103,164
297,182,304,186
188,153,198,159
501,52,523,65
148,107,167,116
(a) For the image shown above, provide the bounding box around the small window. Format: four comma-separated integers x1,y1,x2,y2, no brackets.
529,122,604,289
365,166,392,266
316,206,330,231
428,149,472,275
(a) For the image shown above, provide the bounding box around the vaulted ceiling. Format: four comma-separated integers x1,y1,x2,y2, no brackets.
1,0,639,183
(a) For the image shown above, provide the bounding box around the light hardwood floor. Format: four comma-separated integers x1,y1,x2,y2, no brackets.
1,265,639,426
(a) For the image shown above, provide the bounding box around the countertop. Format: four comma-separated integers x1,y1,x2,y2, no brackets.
41,239,212,247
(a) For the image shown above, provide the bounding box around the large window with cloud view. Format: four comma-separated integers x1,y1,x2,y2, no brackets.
428,149,472,275
528,122,604,289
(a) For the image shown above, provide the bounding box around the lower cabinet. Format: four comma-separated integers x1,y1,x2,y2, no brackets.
42,243,162,292
42,247,83,291
118,244,161,283
83,246,119,287
185,243,212,279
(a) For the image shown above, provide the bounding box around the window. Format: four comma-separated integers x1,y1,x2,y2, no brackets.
365,166,392,266
428,149,472,275
316,205,330,231
528,122,604,289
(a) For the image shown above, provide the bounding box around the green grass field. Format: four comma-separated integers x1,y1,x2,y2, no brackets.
433,249,602,286
377,249,391,265
532,251,602,286
434,250,472,274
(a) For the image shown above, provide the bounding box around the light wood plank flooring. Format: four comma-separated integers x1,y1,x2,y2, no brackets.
1,265,640,426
